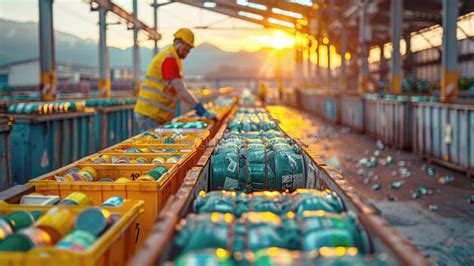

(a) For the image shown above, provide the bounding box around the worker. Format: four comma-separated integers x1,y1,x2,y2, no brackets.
277,80,284,104
258,82,267,104
134,28,216,132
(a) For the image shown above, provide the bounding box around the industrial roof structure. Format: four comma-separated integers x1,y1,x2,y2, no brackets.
36,0,473,102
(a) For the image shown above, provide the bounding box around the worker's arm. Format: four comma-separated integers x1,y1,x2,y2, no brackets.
162,57,215,120
171,78,216,120
170,78,199,107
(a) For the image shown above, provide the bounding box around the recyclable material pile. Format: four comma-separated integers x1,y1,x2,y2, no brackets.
0,192,132,253
163,121,208,129
129,131,207,146
85,98,136,107
7,101,87,114
172,189,375,264
211,108,304,192
89,153,182,165
52,124,212,182
53,159,171,183
6,98,137,115
193,190,345,217
401,74,431,94
169,107,386,265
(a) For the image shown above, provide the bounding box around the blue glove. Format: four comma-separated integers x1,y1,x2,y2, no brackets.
194,102,207,116
194,103,217,120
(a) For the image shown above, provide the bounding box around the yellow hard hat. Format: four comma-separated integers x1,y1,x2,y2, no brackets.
174,28,195,47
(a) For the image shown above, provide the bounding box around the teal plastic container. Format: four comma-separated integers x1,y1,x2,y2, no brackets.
0,118,12,190
10,111,95,184
93,98,137,150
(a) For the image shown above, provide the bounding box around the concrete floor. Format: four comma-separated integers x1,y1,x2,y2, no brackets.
267,106,474,266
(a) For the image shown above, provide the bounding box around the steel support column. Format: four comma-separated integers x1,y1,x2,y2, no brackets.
309,16,320,87
316,11,321,88
39,0,56,101
340,26,348,91
152,0,159,55
98,4,110,97
327,0,335,92
326,40,331,91
358,0,369,94
294,32,304,86
133,0,141,93
441,0,458,102
316,41,321,87
307,37,313,85
380,43,387,81
404,32,412,74
390,0,403,94
294,36,299,84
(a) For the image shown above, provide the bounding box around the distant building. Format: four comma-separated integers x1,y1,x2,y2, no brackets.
0,59,136,88
0,58,99,87
111,66,133,81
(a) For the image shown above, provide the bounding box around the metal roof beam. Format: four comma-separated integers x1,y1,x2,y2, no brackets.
252,0,315,17
92,0,161,40
209,0,300,25
175,0,296,32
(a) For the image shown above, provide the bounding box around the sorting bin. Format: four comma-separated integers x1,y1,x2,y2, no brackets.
0,117,12,190
340,94,365,133
29,143,200,248
413,101,474,175
94,104,136,151
283,89,297,108
29,162,178,248
10,111,96,185
300,89,315,113
320,93,340,124
364,95,412,149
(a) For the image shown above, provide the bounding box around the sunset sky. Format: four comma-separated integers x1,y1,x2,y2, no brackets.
0,0,297,52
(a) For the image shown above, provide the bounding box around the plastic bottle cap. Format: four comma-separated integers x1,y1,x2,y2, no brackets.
7,211,35,231
0,234,34,251
75,208,111,236
30,211,42,221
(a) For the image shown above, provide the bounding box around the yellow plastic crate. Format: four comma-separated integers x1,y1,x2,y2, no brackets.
126,131,210,146
29,163,179,248
101,143,196,154
88,152,190,165
83,149,197,187
0,199,144,266
97,144,203,172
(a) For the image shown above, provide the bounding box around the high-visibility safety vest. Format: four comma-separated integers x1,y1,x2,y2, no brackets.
258,83,267,98
134,46,182,123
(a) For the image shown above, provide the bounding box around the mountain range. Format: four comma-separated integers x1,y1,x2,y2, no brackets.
0,19,295,78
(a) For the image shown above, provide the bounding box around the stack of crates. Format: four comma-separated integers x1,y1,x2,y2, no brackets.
7,98,138,187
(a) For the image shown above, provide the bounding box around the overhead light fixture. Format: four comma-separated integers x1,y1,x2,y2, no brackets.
238,11,264,20
203,2,217,8
271,8,303,19
268,18,295,28
236,0,267,11
297,19,308,26
288,0,313,7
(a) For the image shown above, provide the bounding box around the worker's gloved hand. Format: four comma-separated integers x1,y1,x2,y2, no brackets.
203,110,217,121
194,103,217,121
